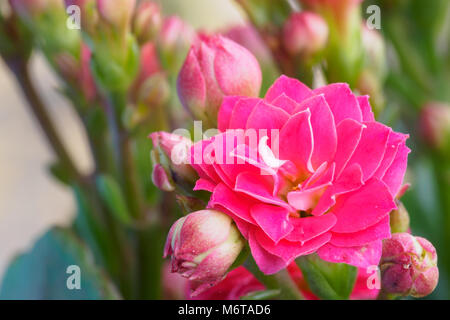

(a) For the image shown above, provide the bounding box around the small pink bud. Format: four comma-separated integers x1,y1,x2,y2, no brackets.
177,34,262,125
380,233,439,298
389,201,410,234
420,102,450,151
150,132,197,184
164,210,245,296
152,163,175,192
282,12,329,58
97,0,135,30
133,1,161,44
133,42,161,91
158,16,195,53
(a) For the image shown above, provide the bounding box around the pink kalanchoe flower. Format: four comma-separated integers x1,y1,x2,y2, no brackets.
282,12,329,57
164,210,245,295
380,233,439,298
189,75,409,274
177,34,262,125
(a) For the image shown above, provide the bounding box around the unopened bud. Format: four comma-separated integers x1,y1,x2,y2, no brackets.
97,0,135,31
133,1,161,44
282,12,328,58
177,34,262,125
420,102,450,152
389,201,410,234
164,210,245,296
380,233,439,298
150,132,197,190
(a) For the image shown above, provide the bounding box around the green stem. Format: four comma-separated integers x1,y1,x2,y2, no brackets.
105,91,143,220
244,256,304,300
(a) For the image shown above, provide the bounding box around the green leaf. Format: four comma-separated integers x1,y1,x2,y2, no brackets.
296,254,357,300
241,289,281,300
0,228,120,299
96,175,132,225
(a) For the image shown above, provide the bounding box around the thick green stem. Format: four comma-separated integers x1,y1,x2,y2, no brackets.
244,256,304,300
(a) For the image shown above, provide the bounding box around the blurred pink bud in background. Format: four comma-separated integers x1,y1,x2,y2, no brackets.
177,34,262,125
420,102,450,151
164,210,244,296
97,0,136,30
282,12,329,58
133,1,162,44
380,233,439,298
158,16,195,52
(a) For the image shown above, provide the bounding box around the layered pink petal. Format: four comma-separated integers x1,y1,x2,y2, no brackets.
331,178,396,233
382,144,410,197
250,204,293,244
249,230,288,274
357,95,375,122
330,215,390,247
229,98,260,129
218,96,241,131
346,122,391,181
285,213,337,243
279,109,314,174
293,95,337,169
317,240,383,268
314,83,362,124
264,75,312,104
334,119,365,177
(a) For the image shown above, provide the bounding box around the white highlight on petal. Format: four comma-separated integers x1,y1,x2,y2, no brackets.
258,136,287,169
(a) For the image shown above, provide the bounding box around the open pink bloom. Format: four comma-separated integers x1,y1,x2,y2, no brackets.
189,75,409,274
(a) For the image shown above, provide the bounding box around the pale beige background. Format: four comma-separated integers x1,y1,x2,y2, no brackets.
0,0,244,280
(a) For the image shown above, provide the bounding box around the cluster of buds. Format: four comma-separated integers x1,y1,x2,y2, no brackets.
380,233,439,298
164,210,245,295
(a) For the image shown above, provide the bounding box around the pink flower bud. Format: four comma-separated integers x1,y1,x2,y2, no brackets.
133,1,161,44
282,12,329,58
150,132,197,184
389,201,410,234
380,233,439,298
158,16,195,53
97,0,135,30
164,210,245,296
420,102,450,151
151,163,175,192
177,34,262,124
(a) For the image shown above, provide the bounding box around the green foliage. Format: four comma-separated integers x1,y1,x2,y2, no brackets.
296,254,358,300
